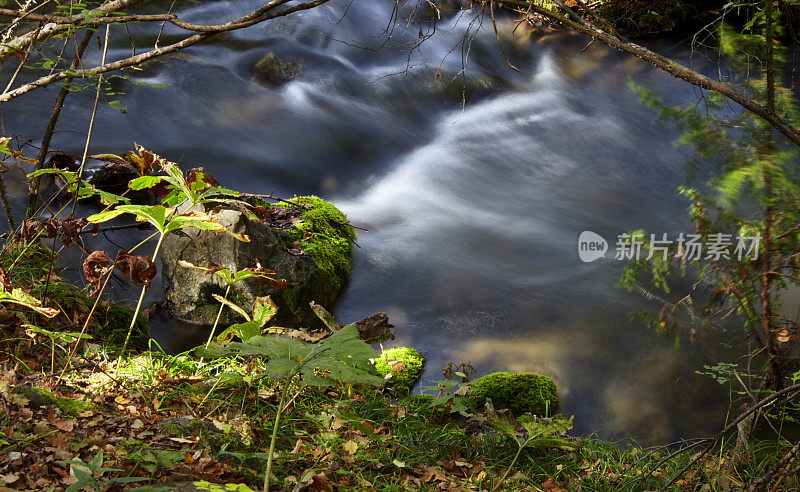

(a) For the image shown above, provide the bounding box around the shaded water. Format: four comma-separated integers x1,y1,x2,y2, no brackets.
0,0,741,444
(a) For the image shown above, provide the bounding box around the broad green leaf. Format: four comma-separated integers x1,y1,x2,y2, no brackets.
201,325,383,388
29,168,77,180
115,204,170,232
86,208,128,224
24,325,91,343
232,321,261,341
484,399,517,440
164,212,249,242
128,175,166,190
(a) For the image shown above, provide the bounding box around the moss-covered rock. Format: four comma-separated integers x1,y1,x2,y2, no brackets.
13,385,99,416
272,196,355,325
161,196,355,328
374,346,425,395
468,372,559,417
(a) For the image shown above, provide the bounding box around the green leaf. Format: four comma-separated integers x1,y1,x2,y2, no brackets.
164,212,249,241
211,294,250,322
201,325,383,388
86,208,128,224
129,175,166,190
231,321,261,341
88,449,103,472
251,296,277,326
0,289,59,318
116,204,170,232
484,399,518,441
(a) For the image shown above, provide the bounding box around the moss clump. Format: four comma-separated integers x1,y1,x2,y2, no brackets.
374,347,425,395
158,416,243,453
468,372,559,417
13,385,99,416
0,241,55,285
273,196,355,325
0,241,148,349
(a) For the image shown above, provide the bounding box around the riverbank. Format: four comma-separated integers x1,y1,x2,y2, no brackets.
0,240,793,491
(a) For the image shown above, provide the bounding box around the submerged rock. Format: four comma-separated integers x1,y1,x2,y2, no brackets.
252,52,304,86
160,196,355,328
468,372,559,417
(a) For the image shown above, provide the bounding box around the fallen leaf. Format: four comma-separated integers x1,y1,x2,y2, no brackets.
2,473,19,484
167,437,198,444
342,440,358,455
52,418,74,432
421,466,448,483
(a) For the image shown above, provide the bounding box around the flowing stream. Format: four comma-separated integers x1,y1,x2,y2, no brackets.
0,0,742,444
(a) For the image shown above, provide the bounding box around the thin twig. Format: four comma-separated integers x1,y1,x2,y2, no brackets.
70,23,111,217
25,30,93,221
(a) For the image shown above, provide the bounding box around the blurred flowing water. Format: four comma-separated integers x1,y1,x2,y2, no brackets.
0,0,742,443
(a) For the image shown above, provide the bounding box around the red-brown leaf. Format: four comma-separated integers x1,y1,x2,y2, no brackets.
115,250,156,288
83,251,113,295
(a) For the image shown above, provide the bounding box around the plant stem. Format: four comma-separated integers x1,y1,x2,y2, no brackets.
115,232,165,378
491,442,525,492
26,30,93,221
264,376,293,492
71,23,111,216
204,284,230,352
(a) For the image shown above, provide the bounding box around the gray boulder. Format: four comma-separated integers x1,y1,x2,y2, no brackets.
160,196,355,328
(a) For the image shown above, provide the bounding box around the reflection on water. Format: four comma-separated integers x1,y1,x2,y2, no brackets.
0,0,739,444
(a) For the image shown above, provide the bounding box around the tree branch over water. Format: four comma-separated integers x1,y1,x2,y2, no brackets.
498,0,800,148
0,0,331,105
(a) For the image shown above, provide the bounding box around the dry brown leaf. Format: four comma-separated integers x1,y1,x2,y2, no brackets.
115,250,156,288
83,251,113,295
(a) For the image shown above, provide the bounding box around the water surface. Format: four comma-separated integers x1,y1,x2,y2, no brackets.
0,0,740,444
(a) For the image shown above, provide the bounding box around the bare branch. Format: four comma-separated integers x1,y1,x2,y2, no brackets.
0,0,330,104
0,0,149,62
502,0,800,148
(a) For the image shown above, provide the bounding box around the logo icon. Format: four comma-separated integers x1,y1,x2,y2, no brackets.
578,231,608,263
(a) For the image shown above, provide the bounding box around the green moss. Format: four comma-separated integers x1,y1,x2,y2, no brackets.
13,384,99,416
196,283,250,322
374,347,425,395
468,372,559,417
0,241,148,349
274,196,355,324
158,416,243,452
0,241,55,286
